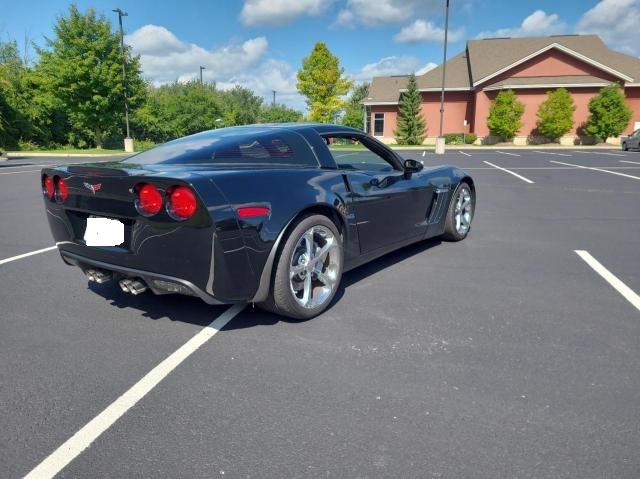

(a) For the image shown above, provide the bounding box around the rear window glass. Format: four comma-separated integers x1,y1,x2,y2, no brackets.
124,128,317,167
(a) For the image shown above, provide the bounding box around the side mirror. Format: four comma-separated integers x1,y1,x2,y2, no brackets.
403,159,423,178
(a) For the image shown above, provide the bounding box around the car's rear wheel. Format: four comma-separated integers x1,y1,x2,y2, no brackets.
260,214,343,319
442,181,474,241
622,142,628,151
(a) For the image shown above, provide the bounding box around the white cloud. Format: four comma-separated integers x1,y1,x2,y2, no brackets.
240,0,334,25
351,56,436,81
576,0,640,55
416,62,438,75
335,0,441,27
476,10,567,38
394,19,464,43
126,25,268,84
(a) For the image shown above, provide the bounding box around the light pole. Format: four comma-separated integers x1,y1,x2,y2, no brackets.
113,8,133,152
199,66,206,84
435,0,450,155
272,90,276,106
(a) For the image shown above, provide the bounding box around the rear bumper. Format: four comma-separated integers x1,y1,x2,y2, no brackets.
60,250,231,305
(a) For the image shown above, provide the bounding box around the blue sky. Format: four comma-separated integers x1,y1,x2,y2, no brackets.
1,0,638,109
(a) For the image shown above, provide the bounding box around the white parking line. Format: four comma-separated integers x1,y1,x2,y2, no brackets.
24,303,246,479
0,246,57,266
0,169,43,175
483,160,534,184
533,151,572,157
599,152,625,157
575,250,640,312
620,160,640,165
497,151,520,156
549,160,640,181
459,151,471,157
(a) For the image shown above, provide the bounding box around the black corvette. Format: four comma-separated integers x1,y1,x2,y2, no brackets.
41,124,475,319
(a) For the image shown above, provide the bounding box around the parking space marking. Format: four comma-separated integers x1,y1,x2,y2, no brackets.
459,151,471,157
533,151,572,157
599,152,625,157
620,160,640,165
549,160,640,181
23,303,246,479
497,151,520,156
0,169,44,175
483,161,534,184
575,250,640,312
0,246,57,266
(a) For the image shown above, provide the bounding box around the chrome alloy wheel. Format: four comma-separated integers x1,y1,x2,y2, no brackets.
289,225,340,309
454,186,473,235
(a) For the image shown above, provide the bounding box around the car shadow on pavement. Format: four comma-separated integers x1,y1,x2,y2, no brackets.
88,237,442,330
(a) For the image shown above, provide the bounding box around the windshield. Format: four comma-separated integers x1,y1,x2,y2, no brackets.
124,127,318,167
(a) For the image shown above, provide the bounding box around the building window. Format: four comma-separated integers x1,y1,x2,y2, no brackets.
374,113,384,136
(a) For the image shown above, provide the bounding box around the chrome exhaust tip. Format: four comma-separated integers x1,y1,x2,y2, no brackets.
87,269,111,284
128,280,148,295
119,279,132,292
118,278,147,295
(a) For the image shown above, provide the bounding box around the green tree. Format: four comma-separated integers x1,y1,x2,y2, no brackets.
536,88,575,141
296,42,352,123
37,5,145,148
341,82,369,130
260,103,303,123
394,74,426,145
133,82,223,143
584,84,632,141
487,90,525,140
219,85,263,126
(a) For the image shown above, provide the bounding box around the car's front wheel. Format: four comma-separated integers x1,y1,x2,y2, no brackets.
622,142,628,151
442,181,475,241
261,214,343,319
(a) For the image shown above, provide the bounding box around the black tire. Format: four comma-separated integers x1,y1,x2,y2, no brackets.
442,181,475,241
622,142,628,151
259,214,343,320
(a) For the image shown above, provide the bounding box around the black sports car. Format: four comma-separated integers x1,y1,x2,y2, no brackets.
41,124,475,319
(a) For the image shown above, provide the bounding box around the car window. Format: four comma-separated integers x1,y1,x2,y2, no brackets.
324,136,395,173
123,128,317,167
633,129,640,138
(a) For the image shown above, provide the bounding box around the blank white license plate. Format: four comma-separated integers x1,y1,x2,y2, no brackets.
84,217,124,247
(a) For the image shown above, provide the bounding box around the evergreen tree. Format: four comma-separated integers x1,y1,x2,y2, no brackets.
584,84,632,141
296,42,352,122
487,89,525,140
394,74,426,145
536,88,575,141
341,82,369,130
37,5,145,148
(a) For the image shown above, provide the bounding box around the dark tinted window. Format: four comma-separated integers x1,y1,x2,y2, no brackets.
324,136,395,173
124,128,317,166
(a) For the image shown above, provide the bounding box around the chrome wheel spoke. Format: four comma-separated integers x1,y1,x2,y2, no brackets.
454,188,472,235
289,224,340,309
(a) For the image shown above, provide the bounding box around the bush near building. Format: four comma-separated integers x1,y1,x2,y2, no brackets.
584,85,632,141
487,90,525,140
536,88,576,141
394,74,426,145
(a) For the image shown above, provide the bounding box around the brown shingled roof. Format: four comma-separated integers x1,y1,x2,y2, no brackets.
483,75,616,90
365,34,640,104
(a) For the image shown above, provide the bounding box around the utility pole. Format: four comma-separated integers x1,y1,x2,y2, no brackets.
199,66,206,84
113,8,133,152
272,90,276,106
436,0,450,155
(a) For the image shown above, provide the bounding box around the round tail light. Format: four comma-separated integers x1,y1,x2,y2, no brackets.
167,186,197,220
43,175,54,200
56,177,68,202
135,183,163,216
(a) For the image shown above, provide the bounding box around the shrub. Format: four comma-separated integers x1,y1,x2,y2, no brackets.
134,139,156,151
444,133,477,145
487,90,524,140
536,88,575,141
584,85,632,141
17,139,42,151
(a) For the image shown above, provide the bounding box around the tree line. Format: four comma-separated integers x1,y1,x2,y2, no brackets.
1,6,369,152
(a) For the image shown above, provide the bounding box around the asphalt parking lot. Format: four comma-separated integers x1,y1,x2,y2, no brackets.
1,148,640,478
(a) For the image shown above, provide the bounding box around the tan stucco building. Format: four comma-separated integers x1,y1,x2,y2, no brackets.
364,35,640,145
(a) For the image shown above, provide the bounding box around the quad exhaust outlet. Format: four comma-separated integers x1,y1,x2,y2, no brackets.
119,278,148,295
86,269,112,284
